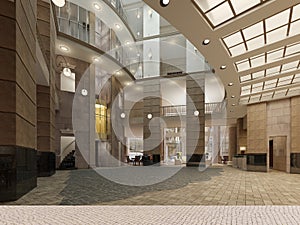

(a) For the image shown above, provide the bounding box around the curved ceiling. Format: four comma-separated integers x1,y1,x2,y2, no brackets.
143,0,300,120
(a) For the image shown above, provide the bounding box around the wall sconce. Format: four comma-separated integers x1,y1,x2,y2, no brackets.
240,146,246,151
52,0,65,7
62,67,72,77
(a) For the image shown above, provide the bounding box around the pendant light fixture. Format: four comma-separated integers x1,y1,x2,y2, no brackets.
52,0,66,7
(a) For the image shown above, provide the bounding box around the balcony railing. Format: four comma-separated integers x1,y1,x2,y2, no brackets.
161,102,226,117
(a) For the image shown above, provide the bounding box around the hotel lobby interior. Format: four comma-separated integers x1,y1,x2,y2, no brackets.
1,0,300,223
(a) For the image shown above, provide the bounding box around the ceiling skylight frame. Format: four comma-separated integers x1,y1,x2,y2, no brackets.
192,0,270,28
222,3,300,57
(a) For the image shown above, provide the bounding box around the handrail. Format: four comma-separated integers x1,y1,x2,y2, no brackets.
58,140,76,162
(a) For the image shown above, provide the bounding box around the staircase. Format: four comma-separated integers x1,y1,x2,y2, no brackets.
58,150,77,170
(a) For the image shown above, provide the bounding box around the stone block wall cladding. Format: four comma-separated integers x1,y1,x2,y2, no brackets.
0,0,38,201
36,0,56,176
228,126,237,161
186,74,205,167
267,99,290,172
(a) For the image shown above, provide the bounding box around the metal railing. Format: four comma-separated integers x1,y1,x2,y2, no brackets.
161,102,226,117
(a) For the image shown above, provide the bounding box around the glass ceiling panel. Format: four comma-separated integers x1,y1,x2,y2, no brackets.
266,25,288,44
292,4,300,21
231,0,260,15
194,0,225,12
223,32,243,48
246,35,265,51
252,71,265,79
265,9,290,32
286,43,300,56
289,20,300,36
242,21,264,40
229,43,247,57
206,2,234,26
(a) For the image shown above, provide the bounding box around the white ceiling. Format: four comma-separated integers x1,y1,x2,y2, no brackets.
143,0,300,120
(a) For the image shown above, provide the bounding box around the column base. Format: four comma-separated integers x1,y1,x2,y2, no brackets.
0,146,37,202
37,151,56,177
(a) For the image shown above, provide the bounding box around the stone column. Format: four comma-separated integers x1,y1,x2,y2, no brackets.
36,0,56,177
186,74,205,167
228,126,237,161
0,0,37,201
143,80,162,162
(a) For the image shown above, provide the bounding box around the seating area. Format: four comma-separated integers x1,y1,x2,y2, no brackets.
125,154,161,166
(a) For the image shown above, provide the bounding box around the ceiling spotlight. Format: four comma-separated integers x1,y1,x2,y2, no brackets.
228,83,233,86
160,0,170,7
93,57,100,62
137,31,140,36
220,65,227,70
116,71,121,75
231,95,235,98
147,113,153,120
62,68,71,77
81,89,88,96
202,39,210,45
232,103,236,106
52,0,65,7
120,113,126,119
115,24,121,30
125,41,131,45
60,45,69,51
93,3,101,10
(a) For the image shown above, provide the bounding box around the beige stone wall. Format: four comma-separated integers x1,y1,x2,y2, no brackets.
267,99,290,172
0,0,37,149
247,103,267,154
291,96,300,153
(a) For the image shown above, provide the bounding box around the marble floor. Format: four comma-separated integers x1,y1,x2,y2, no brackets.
2,166,300,206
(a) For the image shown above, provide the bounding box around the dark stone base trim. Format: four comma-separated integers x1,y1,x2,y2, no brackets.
291,153,300,174
37,151,56,177
246,154,267,172
0,146,37,202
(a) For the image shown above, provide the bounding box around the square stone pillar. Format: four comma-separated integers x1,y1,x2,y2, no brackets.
186,74,205,167
0,0,37,201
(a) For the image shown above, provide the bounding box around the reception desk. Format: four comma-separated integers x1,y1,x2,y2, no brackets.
233,154,267,172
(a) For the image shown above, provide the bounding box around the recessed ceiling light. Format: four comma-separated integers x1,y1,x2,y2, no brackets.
131,70,135,73
116,71,121,75
52,0,65,7
228,83,233,86
220,65,227,70
194,110,199,116
125,41,131,45
60,45,69,51
137,31,140,36
147,113,153,119
160,0,170,7
120,113,126,119
231,95,235,98
93,57,100,62
115,24,121,30
137,13,141,19
93,3,101,10
202,39,210,45
232,103,236,106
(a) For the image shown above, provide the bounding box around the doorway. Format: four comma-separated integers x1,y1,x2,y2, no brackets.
269,140,273,169
269,136,287,172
